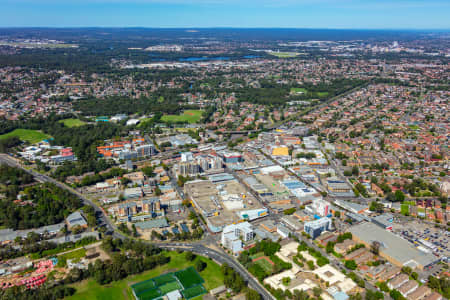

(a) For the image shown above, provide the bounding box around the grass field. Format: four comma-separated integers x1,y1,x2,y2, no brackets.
182,285,207,299
132,280,156,295
161,110,203,124
66,251,223,300
316,92,329,97
267,51,301,58
175,267,204,289
290,87,307,94
0,129,50,144
132,267,204,300
254,257,274,273
59,118,87,128
158,281,182,294
137,288,160,300
153,273,176,286
401,204,410,215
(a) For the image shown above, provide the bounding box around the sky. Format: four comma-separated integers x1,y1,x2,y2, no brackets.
0,0,449,29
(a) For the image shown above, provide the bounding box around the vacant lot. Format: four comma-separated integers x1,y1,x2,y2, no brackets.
161,110,203,124
0,129,51,144
57,248,86,267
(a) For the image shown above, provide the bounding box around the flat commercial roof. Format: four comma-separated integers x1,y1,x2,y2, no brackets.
349,222,438,268
185,179,262,231
135,218,169,229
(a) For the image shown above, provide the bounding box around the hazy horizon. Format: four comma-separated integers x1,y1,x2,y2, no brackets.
1,0,449,29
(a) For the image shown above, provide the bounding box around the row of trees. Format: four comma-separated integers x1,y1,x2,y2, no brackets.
0,236,96,261
0,285,76,300
76,167,127,187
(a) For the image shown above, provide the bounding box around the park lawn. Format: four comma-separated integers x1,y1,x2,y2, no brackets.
161,110,203,124
316,92,329,97
66,251,223,300
0,129,51,144
59,118,87,128
290,87,307,94
268,51,300,58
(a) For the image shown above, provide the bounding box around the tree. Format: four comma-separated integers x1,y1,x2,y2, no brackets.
313,287,322,298
369,201,384,213
345,260,357,270
365,289,384,300
326,242,335,254
142,166,155,177
389,290,405,300
355,183,368,197
344,170,352,177
378,281,389,292
132,224,138,237
282,277,291,286
72,225,84,234
352,166,360,176
185,251,196,261
283,207,296,215
195,260,207,272
370,241,380,255
349,293,363,300
154,186,162,196
120,177,131,186
293,289,310,300
394,190,405,202
246,289,262,300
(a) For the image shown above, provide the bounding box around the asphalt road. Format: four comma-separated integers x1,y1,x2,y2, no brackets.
157,242,274,299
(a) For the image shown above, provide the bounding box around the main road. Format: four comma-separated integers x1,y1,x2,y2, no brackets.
0,153,274,299
157,241,274,299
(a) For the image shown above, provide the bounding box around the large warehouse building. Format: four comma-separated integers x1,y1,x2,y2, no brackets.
349,222,438,270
